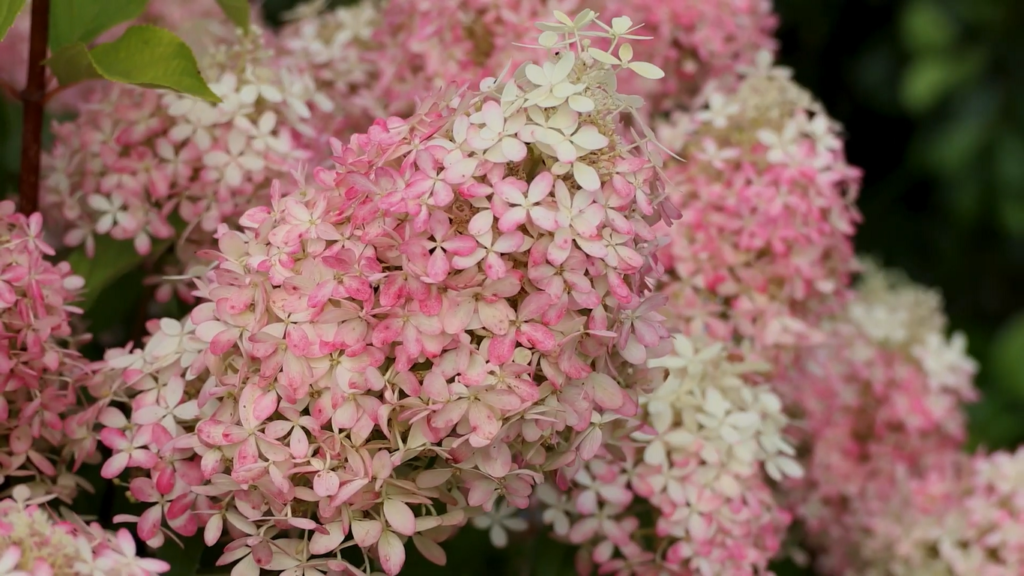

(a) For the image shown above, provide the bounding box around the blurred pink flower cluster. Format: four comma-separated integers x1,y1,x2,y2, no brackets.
0,200,98,500
655,53,862,352
40,23,328,303
774,265,999,575
91,10,678,575
597,0,778,118
538,333,801,575
276,0,566,144
275,0,777,146
0,485,169,575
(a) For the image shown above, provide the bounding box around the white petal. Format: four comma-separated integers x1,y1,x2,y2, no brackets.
629,61,666,80
573,162,601,191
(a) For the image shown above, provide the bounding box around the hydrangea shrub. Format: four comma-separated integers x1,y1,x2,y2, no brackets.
91,10,681,575
0,0,1018,575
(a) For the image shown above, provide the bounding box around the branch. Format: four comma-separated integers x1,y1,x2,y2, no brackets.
17,0,50,216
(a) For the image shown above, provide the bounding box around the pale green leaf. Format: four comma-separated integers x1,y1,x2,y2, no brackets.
50,0,148,49
0,0,25,41
215,0,250,31
47,25,220,102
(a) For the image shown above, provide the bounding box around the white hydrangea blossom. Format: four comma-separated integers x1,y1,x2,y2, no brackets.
639,334,802,499
849,262,978,394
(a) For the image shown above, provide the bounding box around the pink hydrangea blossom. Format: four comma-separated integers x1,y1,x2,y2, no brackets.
41,22,328,304
538,334,800,575
655,53,862,352
277,0,582,142
776,264,982,575
93,10,676,575
596,0,778,117
0,200,98,501
0,485,169,576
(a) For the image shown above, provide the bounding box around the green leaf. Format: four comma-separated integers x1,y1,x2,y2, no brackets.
900,50,985,114
900,0,956,54
990,314,1024,402
0,0,25,41
157,533,206,576
46,42,103,84
966,393,1024,451
215,0,250,31
49,0,149,49
47,25,220,102
67,234,171,311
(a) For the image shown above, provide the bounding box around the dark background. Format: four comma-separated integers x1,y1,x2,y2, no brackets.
1,0,1022,573
773,0,1024,452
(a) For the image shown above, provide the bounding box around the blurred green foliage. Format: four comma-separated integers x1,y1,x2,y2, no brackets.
775,0,1024,454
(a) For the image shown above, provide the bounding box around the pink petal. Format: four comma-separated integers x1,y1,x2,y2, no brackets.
441,235,479,256
314,469,341,497
309,522,348,555
520,323,556,352
426,249,450,283
101,452,130,479
468,402,499,445
587,373,624,410
491,231,524,253
136,504,163,541
378,530,407,576
352,519,383,548
384,499,417,537
497,207,527,233
487,330,516,365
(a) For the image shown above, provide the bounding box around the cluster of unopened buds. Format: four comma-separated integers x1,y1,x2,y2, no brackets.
537,334,801,575
90,9,688,575
0,200,98,500
41,21,330,304
655,52,862,353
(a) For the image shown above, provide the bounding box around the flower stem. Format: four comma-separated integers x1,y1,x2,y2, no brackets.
18,0,50,216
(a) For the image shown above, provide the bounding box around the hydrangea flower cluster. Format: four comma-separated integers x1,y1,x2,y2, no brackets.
655,53,862,351
538,334,801,575
277,0,580,141
92,10,677,575
41,22,328,304
597,0,778,117
777,264,981,575
275,0,777,141
0,485,169,576
276,0,394,141
825,447,1024,576
0,200,98,501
